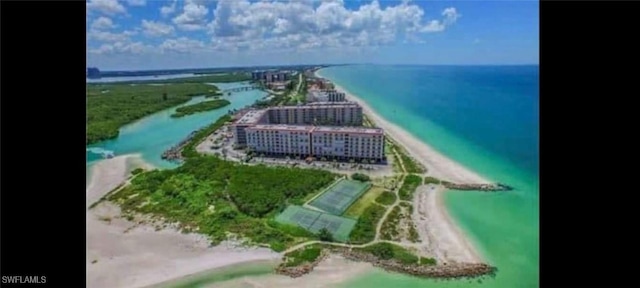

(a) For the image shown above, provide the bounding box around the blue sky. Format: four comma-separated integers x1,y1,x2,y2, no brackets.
86,0,539,70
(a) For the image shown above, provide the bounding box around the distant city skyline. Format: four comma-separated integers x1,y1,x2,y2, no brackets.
86,0,539,70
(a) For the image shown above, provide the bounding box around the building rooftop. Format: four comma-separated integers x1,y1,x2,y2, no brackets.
236,109,267,125
312,126,384,135
271,102,360,109
249,124,315,132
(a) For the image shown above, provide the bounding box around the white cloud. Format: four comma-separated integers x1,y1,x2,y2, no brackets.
88,0,462,57
442,7,461,25
173,0,209,31
91,17,116,30
126,0,146,6
421,20,445,32
89,41,153,55
141,20,175,37
160,0,178,17
88,29,137,42
160,37,206,53
86,0,126,16
206,0,461,52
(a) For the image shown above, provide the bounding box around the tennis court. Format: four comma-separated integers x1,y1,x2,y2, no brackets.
308,179,372,215
275,205,357,242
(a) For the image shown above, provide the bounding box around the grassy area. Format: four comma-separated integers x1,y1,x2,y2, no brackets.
283,245,323,267
348,202,386,244
398,174,423,201
86,82,221,144
396,147,426,174
344,186,385,218
357,242,430,265
108,115,339,250
171,99,231,118
375,191,396,206
424,176,442,185
408,222,421,243
380,206,401,240
419,257,437,266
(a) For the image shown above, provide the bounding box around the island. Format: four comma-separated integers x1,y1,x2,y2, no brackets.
170,99,231,118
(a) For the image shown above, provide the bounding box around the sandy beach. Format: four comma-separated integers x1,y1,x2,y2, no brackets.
413,184,483,264
86,70,493,287
314,69,487,265
86,154,281,288
205,255,373,288
316,71,490,185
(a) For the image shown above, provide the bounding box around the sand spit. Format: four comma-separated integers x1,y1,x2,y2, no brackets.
86,154,280,288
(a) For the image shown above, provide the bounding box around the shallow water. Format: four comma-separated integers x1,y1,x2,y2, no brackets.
85,81,265,171
318,65,539,288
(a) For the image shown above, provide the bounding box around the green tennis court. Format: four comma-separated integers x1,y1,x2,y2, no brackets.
308,179,372,215
275,205,357,242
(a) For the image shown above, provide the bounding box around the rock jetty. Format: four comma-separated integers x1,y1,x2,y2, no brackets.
275,250,329,278
443,182,513,192
335,248,496,279
161,130,198,162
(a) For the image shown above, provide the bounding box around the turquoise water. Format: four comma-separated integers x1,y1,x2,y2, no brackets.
85,81,266,169
317,65,539,288
86,68,538,287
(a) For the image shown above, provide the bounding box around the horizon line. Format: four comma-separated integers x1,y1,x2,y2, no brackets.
92,63,540,73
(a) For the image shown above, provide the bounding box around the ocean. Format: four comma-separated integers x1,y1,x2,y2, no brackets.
86,65,539,287
318,65,539,288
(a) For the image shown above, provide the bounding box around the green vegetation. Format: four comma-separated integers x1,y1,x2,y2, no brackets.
380,206,402,240
344,186,385,218
408,223,421,243
284,245,323,267
87,83,221,144
349,203,386,244
386,139,425,174
318,228,334,242
397,151,425,174
398,174,423,201
170,99,231,118
266,219,318,239
131,168,144,175
419,257,437,266
108,151,337,248
358,242,424,265
441,180,454,187
351,173,371,182
116,73,252,85
181,114,231,158
424,176,441,185
375,191,396,206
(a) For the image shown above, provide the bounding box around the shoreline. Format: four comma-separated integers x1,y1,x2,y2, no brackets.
316,69,491,185
85,69,494,286
315,69,488,264
86,154,281,288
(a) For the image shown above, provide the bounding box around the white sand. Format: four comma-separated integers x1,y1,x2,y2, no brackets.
412,184,483,264
316,70,491,184
207,255,373,288
86,154,280,288
314,70,486,264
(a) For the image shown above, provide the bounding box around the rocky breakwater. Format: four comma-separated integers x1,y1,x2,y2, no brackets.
443,182,513,192
335,248,496,279
161,130,198,162
275,249,330,278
